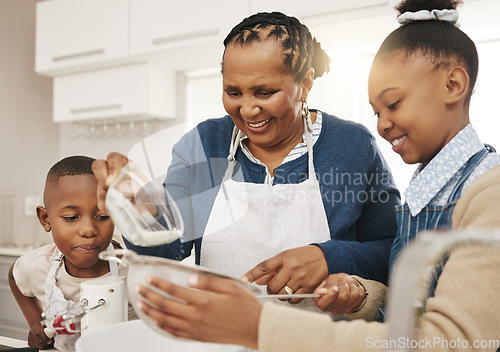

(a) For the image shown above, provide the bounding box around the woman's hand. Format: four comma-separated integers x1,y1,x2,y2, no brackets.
27,321,53,350
241,245,328,304
312,273,366,314
92,152,129,211
136,275,262,349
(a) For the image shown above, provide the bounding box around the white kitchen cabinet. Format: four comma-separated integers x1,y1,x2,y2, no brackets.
0,254,29,340
129,0,249,70
35,0,129,76
53,63,176,122
250,0,388,20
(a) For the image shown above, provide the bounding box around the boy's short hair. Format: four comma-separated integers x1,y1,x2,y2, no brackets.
46,155,96,185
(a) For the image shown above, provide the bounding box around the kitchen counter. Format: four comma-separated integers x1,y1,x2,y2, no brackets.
0,336,27,349
0,246,32,257
0,336,57,351
0,251,29,340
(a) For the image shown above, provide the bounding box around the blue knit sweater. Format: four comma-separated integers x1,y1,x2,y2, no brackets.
125,111,400,284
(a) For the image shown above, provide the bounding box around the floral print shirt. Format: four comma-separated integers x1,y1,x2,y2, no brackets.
405,124,500,216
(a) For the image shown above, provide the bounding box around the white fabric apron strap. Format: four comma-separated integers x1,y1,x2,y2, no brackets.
222,127,243,182
106,243,119,277
45,250,78,352
45,250,69,314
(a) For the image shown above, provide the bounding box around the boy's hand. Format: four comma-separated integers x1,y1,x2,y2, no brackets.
92,152,129,211
312,273,366,314
9,264,53,349
28,321,53,349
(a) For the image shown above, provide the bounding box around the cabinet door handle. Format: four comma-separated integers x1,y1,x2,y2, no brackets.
53,49,105,62
70,104,122,114
152,28,219,45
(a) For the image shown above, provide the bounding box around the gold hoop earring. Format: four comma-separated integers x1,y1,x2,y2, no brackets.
301,101,309,119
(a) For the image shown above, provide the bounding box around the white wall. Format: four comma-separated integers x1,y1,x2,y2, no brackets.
0,0,56,246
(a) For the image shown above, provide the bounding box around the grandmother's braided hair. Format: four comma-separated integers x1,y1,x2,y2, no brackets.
222,12,330,82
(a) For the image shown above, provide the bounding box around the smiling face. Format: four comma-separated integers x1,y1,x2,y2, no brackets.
368,50,465,165
37,174,114,278
222,40,313,154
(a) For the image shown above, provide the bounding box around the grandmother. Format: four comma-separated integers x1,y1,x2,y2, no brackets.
93,12,399,306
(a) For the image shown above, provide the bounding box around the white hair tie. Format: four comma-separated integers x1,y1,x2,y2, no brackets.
398,9,460,27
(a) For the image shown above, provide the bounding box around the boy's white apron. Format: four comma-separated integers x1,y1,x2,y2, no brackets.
201,117,330,311
45,243,118,352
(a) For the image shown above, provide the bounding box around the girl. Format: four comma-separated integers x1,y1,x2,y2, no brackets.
313,0,500,319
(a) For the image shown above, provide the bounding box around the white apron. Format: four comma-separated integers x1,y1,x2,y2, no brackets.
201,116,331,311
45,243,118,352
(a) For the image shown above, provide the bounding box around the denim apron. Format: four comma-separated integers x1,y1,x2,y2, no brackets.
389,147,491,270
377,147,493,322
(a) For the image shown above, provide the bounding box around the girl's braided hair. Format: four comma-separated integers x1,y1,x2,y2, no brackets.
222,12,331,82
376,0,478,103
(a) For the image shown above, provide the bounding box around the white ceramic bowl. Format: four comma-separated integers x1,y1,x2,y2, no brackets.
75,319,249,352
99,249,260,342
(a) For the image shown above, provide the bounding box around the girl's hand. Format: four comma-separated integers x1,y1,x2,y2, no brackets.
136,275,262,349
312,273,366,314
28,321,53,350
92,152,129,211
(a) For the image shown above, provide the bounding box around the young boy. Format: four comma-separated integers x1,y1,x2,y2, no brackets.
8,156,127,351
